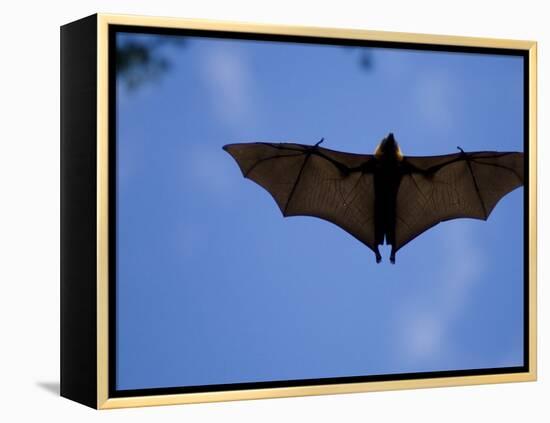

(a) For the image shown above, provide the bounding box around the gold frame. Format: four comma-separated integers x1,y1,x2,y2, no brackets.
95,13,537,409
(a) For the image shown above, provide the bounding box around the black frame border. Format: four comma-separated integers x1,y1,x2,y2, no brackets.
107,24,530,399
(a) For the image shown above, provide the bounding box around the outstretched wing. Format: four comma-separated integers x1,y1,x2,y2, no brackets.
394,151,524,252
223,142,378,252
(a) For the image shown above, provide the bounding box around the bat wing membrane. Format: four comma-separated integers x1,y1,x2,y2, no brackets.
394,151,524,252
223,142,378,252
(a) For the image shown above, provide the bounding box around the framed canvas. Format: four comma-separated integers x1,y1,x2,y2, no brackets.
60,13,537,409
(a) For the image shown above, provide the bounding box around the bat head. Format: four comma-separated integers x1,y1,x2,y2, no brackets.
374,133,403,161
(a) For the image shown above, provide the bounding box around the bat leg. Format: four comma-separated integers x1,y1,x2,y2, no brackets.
389,247,396,264
374,247,382,263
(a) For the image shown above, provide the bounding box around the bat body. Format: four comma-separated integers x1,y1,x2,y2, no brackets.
372,147,401,263
223,134,524,263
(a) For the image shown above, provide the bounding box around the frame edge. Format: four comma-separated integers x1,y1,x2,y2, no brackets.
527,41,537,382
60,13,99,409
97,13,110,410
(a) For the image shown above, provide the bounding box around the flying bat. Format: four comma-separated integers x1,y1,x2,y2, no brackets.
223,134,524,263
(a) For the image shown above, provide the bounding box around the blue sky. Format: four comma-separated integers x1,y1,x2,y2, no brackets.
115,32,524,390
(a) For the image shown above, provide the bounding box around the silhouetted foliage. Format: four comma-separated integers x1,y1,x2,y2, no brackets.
358,49,374,70
342,46,375,71
116,36,373,92
116,36,186,91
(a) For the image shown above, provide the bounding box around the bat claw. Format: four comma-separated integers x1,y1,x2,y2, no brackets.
390,248,396,264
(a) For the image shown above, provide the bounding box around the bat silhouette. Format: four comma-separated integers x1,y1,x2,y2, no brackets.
223,133,524,263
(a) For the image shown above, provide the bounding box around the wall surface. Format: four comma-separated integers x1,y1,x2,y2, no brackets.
0,0,546,421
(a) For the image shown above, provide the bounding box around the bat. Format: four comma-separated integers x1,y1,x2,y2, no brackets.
223,133,524,263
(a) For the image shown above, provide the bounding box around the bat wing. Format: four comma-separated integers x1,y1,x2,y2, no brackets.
223,142,378,252
394,151,524,252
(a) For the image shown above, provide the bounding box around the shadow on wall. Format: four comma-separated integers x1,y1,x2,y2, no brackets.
36,381,60,396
